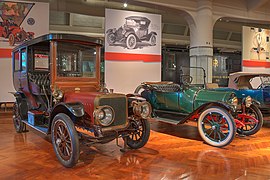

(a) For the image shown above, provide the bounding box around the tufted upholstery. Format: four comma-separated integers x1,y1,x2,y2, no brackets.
28,73,50,95
151,83,180,92
29,73,50,87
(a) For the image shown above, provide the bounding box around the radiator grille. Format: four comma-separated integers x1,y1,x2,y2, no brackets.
98,96,127,127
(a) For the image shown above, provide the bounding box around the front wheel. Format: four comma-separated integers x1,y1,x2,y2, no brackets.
236,104,263,136
126,34,137,49
107,33,116,45
51,113,80,168
198,107,236,147
126,119,150,149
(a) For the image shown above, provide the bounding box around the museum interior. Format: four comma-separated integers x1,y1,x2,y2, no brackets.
1,0,270,179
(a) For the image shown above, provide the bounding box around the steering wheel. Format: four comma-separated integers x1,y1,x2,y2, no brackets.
181,75,193,85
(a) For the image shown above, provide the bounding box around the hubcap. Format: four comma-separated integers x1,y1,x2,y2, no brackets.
202,112,230,142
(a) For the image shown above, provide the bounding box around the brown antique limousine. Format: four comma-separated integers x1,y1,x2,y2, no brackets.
11,33,151,167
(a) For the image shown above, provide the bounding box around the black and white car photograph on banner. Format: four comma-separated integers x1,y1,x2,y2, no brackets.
106,16,157,49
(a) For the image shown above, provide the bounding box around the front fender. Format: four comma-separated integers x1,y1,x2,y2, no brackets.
149,31,157,36
124,30,136,38
48,102,85,133
176,101,234,125
51,102,84,119
252,99,261,107
106,28,115,34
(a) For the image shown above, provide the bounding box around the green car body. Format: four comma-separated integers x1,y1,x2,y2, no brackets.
135,67,263,148
148,86,235,114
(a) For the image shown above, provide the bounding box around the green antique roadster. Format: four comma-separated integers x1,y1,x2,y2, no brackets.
134,67,263,147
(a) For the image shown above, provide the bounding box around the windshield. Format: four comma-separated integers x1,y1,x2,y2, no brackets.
180,66,206,87
57,42,96,78
250,76,270,89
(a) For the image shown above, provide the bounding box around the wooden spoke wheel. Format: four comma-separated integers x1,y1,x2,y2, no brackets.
236,104,263,136
13,102,25,133
198,107,236,147
126,119,150,149
51,113,79,168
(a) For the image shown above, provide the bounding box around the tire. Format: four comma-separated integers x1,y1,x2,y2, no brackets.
236,104,263,136
9,34,15,46
126,34,137,49
107,33,116,45
126,119,150,149
13,102,26,133
150,34,156,46
51,113,80,168
198,107,236,147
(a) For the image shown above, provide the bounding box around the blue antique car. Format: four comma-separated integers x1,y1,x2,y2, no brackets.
213,72,270,116
134,67,263,148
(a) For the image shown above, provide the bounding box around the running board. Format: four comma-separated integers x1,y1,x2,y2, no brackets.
155,117,180,125
154,109,188,116
22,120,48,135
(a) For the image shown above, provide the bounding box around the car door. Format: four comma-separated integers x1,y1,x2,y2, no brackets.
154,91,180,111
19,48,39,108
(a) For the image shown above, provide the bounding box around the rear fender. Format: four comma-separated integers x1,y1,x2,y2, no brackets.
10,92,28,119
146,32,157,40
252,99,261,107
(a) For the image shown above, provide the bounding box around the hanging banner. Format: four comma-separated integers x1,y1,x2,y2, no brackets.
242,26,270,72
105,8,162,93
0,1,49,102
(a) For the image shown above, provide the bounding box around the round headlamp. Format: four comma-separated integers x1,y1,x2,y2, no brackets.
52,89,63,100
244,96,252,108
133,101,152,119
94,106,115,126
230,96,238,107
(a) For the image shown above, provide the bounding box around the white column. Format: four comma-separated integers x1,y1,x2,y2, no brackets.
187,0,214,83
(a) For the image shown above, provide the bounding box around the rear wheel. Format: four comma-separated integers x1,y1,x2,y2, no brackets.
236,104,263,136
13,102,25,133
126,119,150,149
198,107,236,147
149,34,156,46
51,113,80,168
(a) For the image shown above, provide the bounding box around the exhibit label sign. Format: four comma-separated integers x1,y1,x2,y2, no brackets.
0,1,49,102
105,8,161,93
242,26,270,72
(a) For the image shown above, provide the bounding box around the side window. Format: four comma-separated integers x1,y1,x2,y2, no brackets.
14,51,20,71
21,48,27,72
34,50,49,71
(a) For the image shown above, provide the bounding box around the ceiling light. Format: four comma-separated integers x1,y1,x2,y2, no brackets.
123,3,127,8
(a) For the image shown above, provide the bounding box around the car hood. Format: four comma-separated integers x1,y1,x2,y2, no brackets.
188,86,234,109
63,91,127,115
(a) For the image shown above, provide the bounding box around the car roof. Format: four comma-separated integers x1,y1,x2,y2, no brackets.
228,72,270,89
12,33,103,52
229,72,270,78
125,16,150,22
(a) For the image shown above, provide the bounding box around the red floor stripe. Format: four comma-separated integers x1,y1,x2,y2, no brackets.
105,52,161,62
